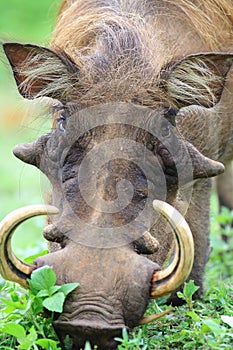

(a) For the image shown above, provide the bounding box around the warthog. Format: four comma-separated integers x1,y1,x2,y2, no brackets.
1,0,233,349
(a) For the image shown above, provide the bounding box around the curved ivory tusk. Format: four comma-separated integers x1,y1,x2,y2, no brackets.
0,205,59,288
150,200,194,298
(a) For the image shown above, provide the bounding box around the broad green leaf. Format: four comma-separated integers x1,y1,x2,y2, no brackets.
49,285,62,296
183,280,200,299
37,289,50,298
59,283,79,297
29,266,57,292
2,323,26,339
28,279,39,296
36,338,58,350
202,318,224,337
43,292,65,313
0,298,27,310
187,311,199,322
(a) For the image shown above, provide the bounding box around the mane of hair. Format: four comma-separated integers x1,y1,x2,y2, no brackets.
21,0,233,107
55,0,233,52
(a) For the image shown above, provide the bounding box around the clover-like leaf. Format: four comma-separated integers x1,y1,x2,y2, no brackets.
59,283,79,297
29,266,57,293
42,292,65,313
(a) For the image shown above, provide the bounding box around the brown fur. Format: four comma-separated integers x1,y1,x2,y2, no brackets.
54,0,233,52
50,0,233,108
15,0,233,110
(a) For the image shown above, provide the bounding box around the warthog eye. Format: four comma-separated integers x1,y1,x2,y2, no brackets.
56,114,66,132
160,123,171,138
52,104,67,131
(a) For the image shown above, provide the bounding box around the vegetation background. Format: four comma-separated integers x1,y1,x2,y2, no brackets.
0,1,232,349
0,0,60,258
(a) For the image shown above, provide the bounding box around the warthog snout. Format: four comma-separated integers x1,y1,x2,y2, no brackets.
54,319,123,349
33,242,160,348
0,201,194,348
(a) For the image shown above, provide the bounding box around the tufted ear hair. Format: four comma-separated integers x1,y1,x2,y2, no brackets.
3,42,78,101
164,53,233,108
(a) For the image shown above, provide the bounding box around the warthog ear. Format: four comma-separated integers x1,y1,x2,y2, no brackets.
3,43,78,101
164,53,233,108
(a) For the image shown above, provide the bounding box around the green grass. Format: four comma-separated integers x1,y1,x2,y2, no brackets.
131,208,233,350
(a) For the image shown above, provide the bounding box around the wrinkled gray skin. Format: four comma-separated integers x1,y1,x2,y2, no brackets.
11,103,199,349
3,0,233,348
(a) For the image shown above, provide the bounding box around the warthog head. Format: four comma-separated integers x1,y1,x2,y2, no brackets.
0,41,231,349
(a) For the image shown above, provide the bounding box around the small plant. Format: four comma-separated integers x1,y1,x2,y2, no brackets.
0,266,79,350
115,328,147,350
177,280,200,310
28,266,79,314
